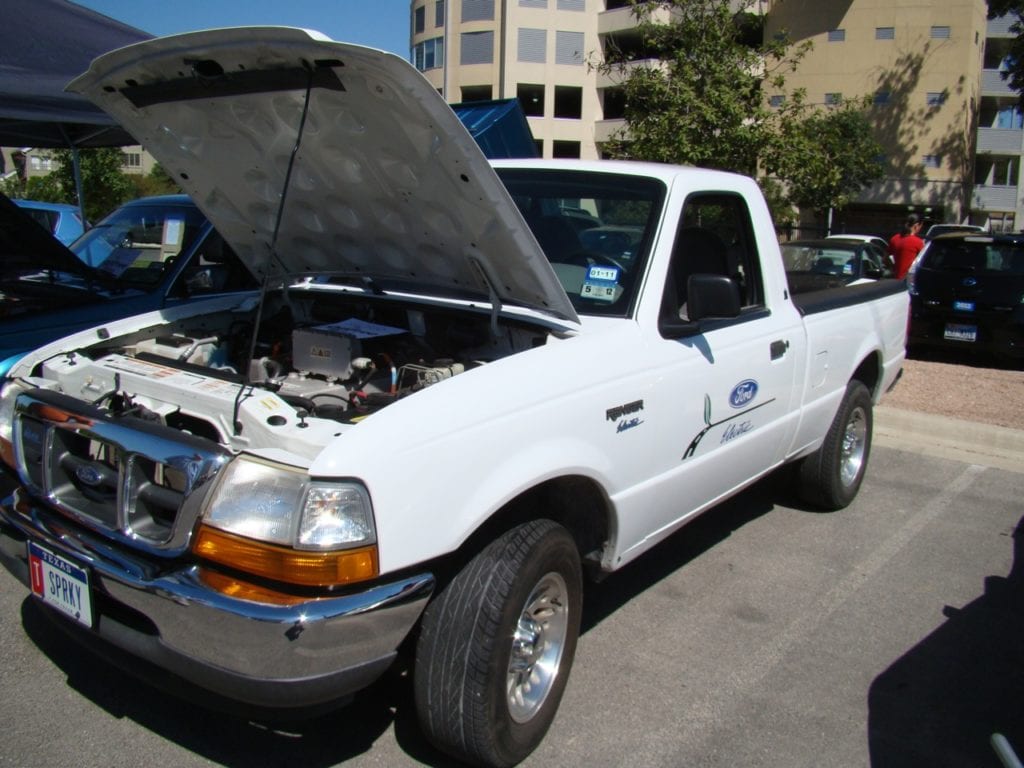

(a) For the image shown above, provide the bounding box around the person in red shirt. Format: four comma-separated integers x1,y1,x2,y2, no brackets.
888,214,925,279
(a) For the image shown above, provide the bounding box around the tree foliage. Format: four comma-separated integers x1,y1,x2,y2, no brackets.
596,0,883,222
0,149,134,222
988,0,1024,105
768,95,883,216
597,0,810,176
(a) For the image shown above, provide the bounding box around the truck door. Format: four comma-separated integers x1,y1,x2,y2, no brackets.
640,191,802,535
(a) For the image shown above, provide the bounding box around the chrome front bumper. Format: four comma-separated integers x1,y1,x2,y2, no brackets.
0,486,434,709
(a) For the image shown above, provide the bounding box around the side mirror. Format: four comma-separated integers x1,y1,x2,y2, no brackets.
686,273,741,321
659,274,741,339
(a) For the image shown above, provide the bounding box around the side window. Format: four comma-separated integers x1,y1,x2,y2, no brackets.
662,192,765,321
178,233,258,295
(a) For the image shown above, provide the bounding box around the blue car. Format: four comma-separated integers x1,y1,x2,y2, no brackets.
0,193,259,376
11,199,86,245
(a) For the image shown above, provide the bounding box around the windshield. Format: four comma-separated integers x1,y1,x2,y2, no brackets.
781,243,863,276
72,202,207,288
924,240,1024,276
495,168,666,317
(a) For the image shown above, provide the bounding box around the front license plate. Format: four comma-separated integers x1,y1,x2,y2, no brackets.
944,323,977,342
28,541,93,628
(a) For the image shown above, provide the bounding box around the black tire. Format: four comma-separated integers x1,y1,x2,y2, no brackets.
414,519,582,768
796,380,873,510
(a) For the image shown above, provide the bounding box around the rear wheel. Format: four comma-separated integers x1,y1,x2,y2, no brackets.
414,519,582,768
797,380,873,510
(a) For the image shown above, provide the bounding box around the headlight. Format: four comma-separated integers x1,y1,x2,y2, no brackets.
195,455,378,588
202,455,375,550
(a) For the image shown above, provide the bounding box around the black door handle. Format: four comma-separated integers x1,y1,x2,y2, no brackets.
770,339,789,360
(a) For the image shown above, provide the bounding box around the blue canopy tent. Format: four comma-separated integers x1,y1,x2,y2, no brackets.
0,0,151,217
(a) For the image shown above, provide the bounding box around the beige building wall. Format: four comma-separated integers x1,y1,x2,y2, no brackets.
412,0,608,159
767,0,989,234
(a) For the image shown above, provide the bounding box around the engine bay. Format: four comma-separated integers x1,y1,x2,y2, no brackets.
29,286,551,460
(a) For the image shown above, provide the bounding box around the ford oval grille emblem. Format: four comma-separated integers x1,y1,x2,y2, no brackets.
729,379,758,408
962,277,977,287
76,465,103,487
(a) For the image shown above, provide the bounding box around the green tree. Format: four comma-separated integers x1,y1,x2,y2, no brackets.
767,96,884,231
988,1,1024,105
41,148,134,222
595,0,811,176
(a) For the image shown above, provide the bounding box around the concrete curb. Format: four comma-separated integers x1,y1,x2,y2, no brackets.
874,405,1024,474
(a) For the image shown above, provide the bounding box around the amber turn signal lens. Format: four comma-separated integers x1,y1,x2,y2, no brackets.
198,568,311,605
193,524,379,587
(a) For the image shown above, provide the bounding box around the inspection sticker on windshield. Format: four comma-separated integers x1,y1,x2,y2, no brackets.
580,266,620,303
28,541,93,628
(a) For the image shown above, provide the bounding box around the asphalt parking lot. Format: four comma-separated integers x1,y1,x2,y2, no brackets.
0,420,1020,768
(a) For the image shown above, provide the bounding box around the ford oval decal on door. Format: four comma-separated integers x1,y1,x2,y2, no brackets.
729,380,758,408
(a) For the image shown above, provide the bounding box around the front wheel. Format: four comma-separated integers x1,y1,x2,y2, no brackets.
414,519,582,768
796,380,873,510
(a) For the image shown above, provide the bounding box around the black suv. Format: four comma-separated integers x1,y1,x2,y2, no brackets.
907,232,1024,365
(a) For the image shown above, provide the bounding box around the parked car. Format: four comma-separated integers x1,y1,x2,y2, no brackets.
0,192,259,376
0,26,907,768
826,232,891,255
781,237,893,294
907,231,1024,365
923,223,985,240
11,199,85,245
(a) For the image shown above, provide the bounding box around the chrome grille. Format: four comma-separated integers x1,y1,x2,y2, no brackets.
13,388,232,556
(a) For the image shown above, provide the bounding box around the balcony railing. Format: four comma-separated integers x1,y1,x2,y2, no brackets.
971,184,1019,211
982,69,1016,95
977,127,1024,153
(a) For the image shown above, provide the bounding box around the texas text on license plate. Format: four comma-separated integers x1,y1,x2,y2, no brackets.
944,323,977,342
28,541,93,628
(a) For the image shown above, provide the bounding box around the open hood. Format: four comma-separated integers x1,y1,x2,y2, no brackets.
0,193,93,278
69,27,578,323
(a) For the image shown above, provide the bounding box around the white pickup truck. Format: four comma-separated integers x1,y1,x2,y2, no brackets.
0,28,907,768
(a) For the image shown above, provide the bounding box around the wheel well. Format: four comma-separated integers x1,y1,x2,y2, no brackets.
439,476,612,585
851,352,881,398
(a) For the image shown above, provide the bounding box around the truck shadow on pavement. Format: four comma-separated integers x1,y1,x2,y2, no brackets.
867,515,1024,767
17,472,785,768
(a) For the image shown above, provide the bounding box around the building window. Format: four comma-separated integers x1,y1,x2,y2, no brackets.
520,0,547,6
461,30,494,65
923,154,942,169
557,0,585,9
122,152,141,168
414,5,426,34
930,26,951,39
603,87,626,119
461,85,493,102
29,156,53,171
824,92,842,106
534,139,544,156
874,154,887,166
435,0,445,27
873,90,890,105
769,94,784,108
518,28,546,63
875,27,894,40
926,91,946,106
827,29,845,42
555,30,585,65
414,37,444,71
518,83,545,116
554,85,583,118
552,140,581,158
462,0,495,22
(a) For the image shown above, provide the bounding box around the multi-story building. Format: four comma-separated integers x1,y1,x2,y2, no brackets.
417,0,1024,236
765,0,993,236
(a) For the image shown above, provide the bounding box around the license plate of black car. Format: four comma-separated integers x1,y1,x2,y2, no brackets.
944,323,977,342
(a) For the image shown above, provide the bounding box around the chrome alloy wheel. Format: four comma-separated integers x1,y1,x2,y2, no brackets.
840,405,868,487
506,571,570,723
